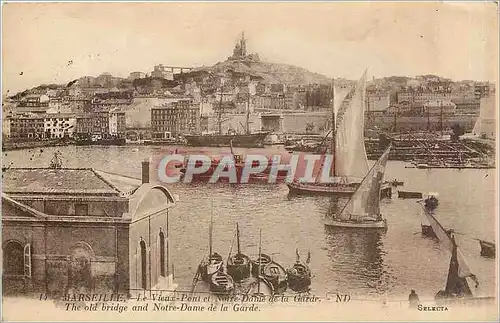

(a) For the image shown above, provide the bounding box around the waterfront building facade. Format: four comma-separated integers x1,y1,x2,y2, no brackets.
44,114,77,139
7,115,46,140
151,99,200,138
397,91,453,104
423,100,457,115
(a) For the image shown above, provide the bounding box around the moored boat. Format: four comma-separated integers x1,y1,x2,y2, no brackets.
478,239,495,258
251,253,271,277
184,132,270,148
248,229,278,296
286,250,312,293
210,271,235,294
195,204,224,286
227,223,251,282
398,191,423,199
287,71,370,197
324,144,392,230
263,261,288,294
424,193,439,211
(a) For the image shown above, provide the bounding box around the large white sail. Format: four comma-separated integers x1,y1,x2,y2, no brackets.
334,70,369,180
419,205,478,296
336,144,391,221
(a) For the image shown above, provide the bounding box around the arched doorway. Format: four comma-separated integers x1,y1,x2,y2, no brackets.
3,241,24,276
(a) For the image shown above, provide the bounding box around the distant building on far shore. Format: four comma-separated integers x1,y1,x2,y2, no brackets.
129,72,146,81
151,65,174,80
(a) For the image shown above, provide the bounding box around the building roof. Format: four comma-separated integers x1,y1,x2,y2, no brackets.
2,168,127,196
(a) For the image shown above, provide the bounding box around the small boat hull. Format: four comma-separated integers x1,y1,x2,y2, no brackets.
286,263,312,293
227,253,251,282
210,271,235,294
199,253,224,283
263,261,288,294
398,191,423,199
287,182,358,197
479,240,495,258
251,254,272,277
324,218,388,229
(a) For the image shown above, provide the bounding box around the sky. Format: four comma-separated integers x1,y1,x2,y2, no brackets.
2,2,498,94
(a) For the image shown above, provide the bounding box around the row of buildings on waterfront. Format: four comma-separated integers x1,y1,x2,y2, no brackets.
3,32,495,142
2,110,126,141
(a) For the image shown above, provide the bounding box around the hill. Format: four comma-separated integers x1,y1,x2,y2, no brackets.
189,59,333,85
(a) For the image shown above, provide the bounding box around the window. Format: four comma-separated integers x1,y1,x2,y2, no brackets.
159,231,165,277
75,204,89,216
3,241,31,277
140,240,147,289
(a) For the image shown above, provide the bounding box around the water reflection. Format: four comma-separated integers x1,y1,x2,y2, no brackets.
323,197,387,297
324,226,386,296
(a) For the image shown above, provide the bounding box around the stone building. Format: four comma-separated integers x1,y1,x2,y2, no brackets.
2,161,178,297
7,115,46,140
151,98,200,138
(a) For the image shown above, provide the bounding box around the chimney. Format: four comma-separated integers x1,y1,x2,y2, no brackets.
141,159,150,184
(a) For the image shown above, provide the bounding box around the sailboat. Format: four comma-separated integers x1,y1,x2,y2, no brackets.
418,203,480,300
287,71,370,196
247,229,274,295
227,223,252,282
286,249,312,293
324,143,392,229
184,83,269,148
195,204,233,292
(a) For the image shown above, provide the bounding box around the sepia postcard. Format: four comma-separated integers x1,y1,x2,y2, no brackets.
1,1,498,321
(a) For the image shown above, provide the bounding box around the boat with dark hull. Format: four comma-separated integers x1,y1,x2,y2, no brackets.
424,194,439,211
263,261,288,294
185,132,270,148
227,223,251,282
286,250,312,293
477,239,495,258
398,191,423,199
251,253,271,277
74,134,126,146
194,205,224,289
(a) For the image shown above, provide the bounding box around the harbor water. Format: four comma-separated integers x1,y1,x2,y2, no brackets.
3,145,496,301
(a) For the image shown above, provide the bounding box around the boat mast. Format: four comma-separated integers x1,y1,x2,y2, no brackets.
236,223,241,255
246,95,250,135
331,79,336,177
209,201,213,256
258,229,262,294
